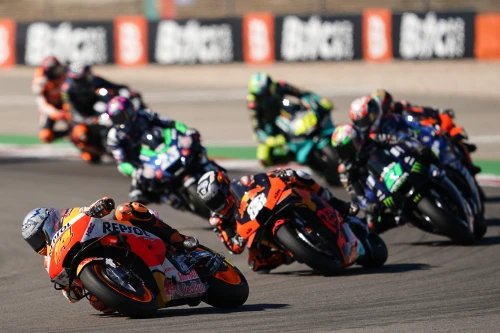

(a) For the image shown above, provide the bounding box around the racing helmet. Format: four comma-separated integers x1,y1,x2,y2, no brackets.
331,124,361,162
22,207,61,254
371,89,393,114
349,96,382,134
248,72,273,96
107,96,137,128
197,171,234,215
67,62,93,88
40,56,65,81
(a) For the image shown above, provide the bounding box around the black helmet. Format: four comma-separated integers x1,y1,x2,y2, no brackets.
197,171,234,215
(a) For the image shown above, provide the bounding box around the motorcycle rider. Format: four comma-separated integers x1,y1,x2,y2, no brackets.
196,168,358,273
247,72,334,167
371,89,480,175
21,196,199,313
337,96,440,233
62,62,143,163
32,56,69,143
106,96,198,206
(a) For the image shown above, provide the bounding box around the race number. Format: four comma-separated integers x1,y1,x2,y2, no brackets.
293,111,318,136
247,193,267,220
157,146,181,169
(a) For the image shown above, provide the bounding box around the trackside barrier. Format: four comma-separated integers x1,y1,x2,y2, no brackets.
1,10,500,68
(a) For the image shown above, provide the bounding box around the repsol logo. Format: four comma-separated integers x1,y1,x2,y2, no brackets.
399,12,466,59
24,22,109,65
280,15,354,61
154,19,234,64
102,221,150,236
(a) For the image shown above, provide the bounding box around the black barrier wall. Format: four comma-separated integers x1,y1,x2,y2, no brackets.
275,14,363,62
16,21,114,65
148,18,243,64
392,11,475,59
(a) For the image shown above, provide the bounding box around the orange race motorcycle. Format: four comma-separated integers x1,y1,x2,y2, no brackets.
232,174,388,275
44,209,249,317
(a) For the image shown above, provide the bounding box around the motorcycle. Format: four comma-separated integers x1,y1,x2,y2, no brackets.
404,115,485,221
44,208,249,317
360,141,487,244
70,87,145,163
231,173,388,275
139,126,226,219
275,94,341,186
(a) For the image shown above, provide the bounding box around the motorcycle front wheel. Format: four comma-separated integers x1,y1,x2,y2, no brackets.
415,196,475,245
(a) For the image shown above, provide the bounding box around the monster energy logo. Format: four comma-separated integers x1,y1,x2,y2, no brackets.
411,162,423,173
413,193,422,203
383,197,395,207
383,163,403,190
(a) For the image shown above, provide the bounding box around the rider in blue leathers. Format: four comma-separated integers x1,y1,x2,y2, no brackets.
106,96,200,206
333,96,439,233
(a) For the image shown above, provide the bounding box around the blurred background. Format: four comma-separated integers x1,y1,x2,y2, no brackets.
1,0,499,21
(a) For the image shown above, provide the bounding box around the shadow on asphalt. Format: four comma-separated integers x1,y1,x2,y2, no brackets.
271,263,431,277
128,303,291,319
95,303,289,319
486,218,500,226
408,234,500,247
486,196,500,203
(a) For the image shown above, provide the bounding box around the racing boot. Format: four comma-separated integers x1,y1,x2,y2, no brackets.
89,295,115,314
248,248,286,274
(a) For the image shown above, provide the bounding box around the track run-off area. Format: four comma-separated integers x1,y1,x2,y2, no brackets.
1,61,500,333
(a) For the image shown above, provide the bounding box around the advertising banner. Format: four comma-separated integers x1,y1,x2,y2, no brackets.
149,18,243,64
243,12,275,64
363,8,392,61
474,13,500,59
17,21,114,65
275,14,363,62
0,19,16,68
393,11,475,60
114,16,148,66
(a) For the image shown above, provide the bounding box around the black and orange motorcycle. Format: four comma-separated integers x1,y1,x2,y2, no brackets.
231,173,388,275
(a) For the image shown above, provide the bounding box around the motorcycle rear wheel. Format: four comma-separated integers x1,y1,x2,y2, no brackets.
79,259,157,317
202,260,249,309
275,223,341,276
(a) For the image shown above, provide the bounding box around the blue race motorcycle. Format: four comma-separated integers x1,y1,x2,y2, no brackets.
138,125,225,219
275,94,340,186
403,114,485,222
357,140,487,244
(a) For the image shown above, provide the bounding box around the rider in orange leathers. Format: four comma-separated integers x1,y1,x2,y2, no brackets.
32,56,70,143
21,197,198,313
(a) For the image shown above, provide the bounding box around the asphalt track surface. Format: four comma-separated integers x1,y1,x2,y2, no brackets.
2,66,500,332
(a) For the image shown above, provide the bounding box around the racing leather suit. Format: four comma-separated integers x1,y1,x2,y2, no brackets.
46,197,192,313
247,81,333,166
62,76,130,123
106,109,194,205
210,168,353,273
392,100,480,174
32,67,69,143
340,114,437,233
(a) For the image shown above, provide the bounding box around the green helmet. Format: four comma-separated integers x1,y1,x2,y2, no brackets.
248,72,272,95
331,124,360,161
